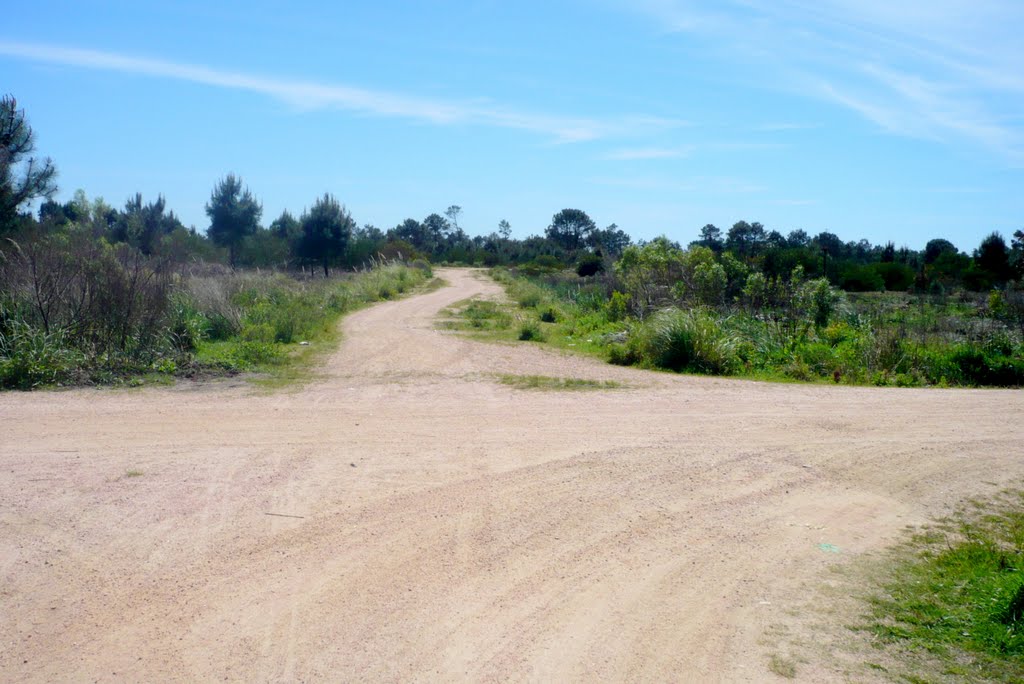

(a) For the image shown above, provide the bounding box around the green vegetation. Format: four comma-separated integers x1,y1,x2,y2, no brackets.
3,94,1023,390
859,490,1024,682
485,261,1023,388
0,249,430,388
495,374,623,391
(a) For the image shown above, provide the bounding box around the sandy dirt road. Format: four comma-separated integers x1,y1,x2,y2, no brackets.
2,268,1023,682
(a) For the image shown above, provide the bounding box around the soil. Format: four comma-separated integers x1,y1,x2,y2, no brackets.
2,268,1022,682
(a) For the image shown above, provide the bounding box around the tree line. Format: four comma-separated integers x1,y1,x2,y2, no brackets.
2,93,1021,293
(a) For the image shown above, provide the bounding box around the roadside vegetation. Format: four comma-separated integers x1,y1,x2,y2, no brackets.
856,490,1024,682
3,93,1023,389
0,237,431,388
468,258,1024,387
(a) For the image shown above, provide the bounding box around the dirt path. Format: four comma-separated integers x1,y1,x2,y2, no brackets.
2,268,1023,682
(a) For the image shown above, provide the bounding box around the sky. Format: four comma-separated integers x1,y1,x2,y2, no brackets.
1,0,1022,252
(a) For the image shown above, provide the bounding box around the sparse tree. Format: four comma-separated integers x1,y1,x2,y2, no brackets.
299,193,353,277
588,223,632,256
693,224,724,252
1,95,58,233
444,205,462,233
498,219,511,240
205,174,262,266
725,221,766,258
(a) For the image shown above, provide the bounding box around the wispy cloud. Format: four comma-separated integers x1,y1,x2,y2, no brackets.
602,146,694,160
589,174,765,194
0,40,685,144
601,140,784,161
772,199,817,206
623,0,1024,162
753,122,819,132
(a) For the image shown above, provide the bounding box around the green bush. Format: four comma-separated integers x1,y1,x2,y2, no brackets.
949,346,1024,386
575,253,605,277
605,291,629,322
630,308,738,375
518,320,544,341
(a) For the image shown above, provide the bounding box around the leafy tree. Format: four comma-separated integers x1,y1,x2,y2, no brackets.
299,193,353,277
786,229,810,248
674,246,727,306
975,232,1012,285
1,95,58,233
725,221,766,258
614,236,685,314
269,210,301,242
1012,230,1024,279
238,228,290,267
546,208,596,252
422,213,451,253
205,174,262,266
813,231,844,258
924,238,958,264
881,242,896,263
692,224,724,252
588,223,632,256
498,219,512,239
112,193,185,255
765,230,787,250
389,218,428,251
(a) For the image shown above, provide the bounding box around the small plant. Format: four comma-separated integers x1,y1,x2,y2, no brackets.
518,320,544,341
124,469,143,478
767,654,797,679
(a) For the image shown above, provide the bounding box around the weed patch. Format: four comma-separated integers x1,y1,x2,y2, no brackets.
496,374,624,391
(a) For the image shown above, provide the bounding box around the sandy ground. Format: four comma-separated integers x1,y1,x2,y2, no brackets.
2,267,1023,682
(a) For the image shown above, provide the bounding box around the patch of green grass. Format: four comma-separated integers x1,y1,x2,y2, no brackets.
448,298,513,331
124,469,143,478
858,489,1024,682
768,654,797,678
495,374,624,391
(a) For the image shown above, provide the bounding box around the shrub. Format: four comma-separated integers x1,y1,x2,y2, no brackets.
518,320,544,341
575,253,605,277
605,291,630,322
630,308,738,374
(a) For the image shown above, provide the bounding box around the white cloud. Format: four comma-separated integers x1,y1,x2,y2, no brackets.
0,40,684,144
623,0,1024,162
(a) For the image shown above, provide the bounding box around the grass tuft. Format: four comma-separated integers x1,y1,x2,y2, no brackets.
496,374,623,391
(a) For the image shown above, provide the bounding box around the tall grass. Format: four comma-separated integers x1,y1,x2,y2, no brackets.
628,308,739,374
490,267,1024,387
1,256,431,388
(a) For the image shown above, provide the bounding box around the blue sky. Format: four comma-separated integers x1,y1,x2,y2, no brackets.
1,0,1021,252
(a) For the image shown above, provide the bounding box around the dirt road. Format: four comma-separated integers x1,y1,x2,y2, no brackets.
2,268,1023,682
